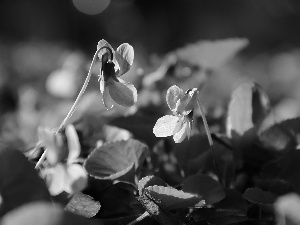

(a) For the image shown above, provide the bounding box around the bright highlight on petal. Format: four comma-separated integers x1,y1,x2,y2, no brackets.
153,115,179,137
65,124,81,163
103,83,114,109
173,120,188,143
166,85,184,110
115,43,134,76
108,79,137,107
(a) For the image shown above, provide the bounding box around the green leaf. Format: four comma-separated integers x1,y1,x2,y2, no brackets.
0,202,92,225
109,114,159,148
261,151,300,193
65,192,101,218
226,82,270,138
173,134,210,176
182,174,226,205
145,185,202,210
243,188,277,205
190,190,248,225
0,147,51,216
259,122,297,152
176,38,249,70
138,176,168,196
84,139,148,184
259,117,300,151
215,189,248,212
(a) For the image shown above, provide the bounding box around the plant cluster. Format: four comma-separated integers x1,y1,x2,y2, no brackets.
0,38,299,225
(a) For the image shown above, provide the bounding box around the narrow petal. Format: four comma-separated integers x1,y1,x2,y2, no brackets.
186,119,192,140
99,75,105,94
108,78,137,107
175,88,198,114
65,164,88,194
65,124,80,163
184,88,198,112
115,43,134,76
166,85,184,111
47,164,66,196
153,115,178,137
173,117,184,136
102,83,114,109
173,120,188,143
97,39,114,60
38,127,66,165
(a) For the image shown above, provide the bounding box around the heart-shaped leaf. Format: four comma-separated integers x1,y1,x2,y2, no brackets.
84,139,148,184
0,202,92,225
259,122,297,152
138,175,168,196
243,188,277,205
109,115,159,148
176,38,249,70
214,189,248,212
0,147,51,216
261,151,300,193
182,174,226,205
145,185,202,210
174,134,210,176
65,192,101,218
226,82,270,138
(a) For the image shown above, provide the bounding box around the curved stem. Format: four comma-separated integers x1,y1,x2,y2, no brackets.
35,47,104,169
127,211,150,225
196,94,213,146
56,48,103,134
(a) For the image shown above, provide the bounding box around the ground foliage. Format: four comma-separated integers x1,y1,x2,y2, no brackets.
0,38,300,225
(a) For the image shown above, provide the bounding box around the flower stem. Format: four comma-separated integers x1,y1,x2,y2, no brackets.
56,48,102,134
35,47,102,169
196,95,213,146
127,211,150,225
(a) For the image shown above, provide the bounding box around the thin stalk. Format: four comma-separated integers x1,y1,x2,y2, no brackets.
127,211,150,225
196,94,225,184
196,94,213,146
35,47,104,169
56,48,103,133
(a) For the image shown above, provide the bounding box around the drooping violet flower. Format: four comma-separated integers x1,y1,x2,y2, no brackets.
153,85,213,144
38,124,87,195
97,39,137,109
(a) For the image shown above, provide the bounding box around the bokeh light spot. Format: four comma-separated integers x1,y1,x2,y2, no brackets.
72,0,110,15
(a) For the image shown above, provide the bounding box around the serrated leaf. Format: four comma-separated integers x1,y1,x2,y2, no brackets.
176,38,249,70
84,139,148,184
109,115,159,148
215,189,248,212
173,134,210,176
103,125,132,142
243,188,277,205
226,82,270,138
0,147,51,216
146,185,202,210
138,176,168,196
191,208,248,225
182,174,226,205
261,151,300,193
1,202,92,225
65,192,101,218
259,122,297,151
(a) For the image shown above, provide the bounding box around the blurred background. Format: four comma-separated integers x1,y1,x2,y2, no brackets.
1,0,300,148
